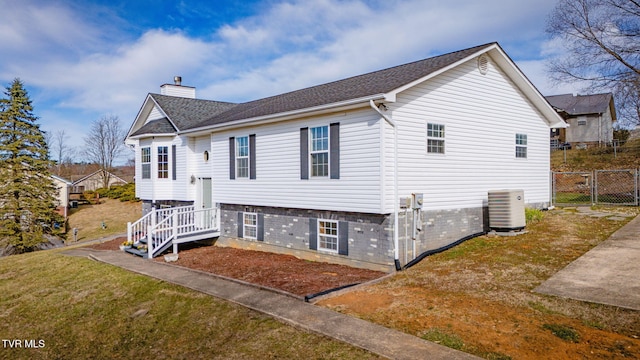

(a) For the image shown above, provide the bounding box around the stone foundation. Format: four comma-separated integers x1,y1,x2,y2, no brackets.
217,204,493,271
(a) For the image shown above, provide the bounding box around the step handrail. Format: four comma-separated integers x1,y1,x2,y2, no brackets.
127,205,219,258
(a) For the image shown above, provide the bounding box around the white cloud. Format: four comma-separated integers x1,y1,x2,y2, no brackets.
1,0,575,158
201,0,563,101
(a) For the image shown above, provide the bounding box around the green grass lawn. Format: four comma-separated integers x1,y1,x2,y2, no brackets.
0,249,379,360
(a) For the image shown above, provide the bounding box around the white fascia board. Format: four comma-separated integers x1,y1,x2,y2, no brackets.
125,95,178,141
384,43,568,129
127,132,177,140
384,44,499,101
488,46,568,129
181,94,385,135
126,93,154,139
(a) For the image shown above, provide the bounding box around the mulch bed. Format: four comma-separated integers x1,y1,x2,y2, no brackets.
88,238,386,297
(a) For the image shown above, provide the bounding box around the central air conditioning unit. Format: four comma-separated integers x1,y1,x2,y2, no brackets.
488,189,526,231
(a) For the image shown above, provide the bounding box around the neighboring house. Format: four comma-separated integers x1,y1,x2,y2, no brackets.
125,42,566,271
546,93,616,148
51,175,72,218
72,170,128,192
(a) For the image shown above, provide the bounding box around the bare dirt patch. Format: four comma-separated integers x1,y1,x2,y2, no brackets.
319,211,640,359
88,239,385,297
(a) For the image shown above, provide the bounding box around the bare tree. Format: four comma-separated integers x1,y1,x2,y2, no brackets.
83,115,126,188
546,0,640,126
48,129,75,176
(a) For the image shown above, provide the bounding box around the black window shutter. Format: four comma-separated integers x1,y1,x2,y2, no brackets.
229,137,235,180
237,212,243,238
300,127,309,180
330,123,340,179
309,218,317,250
249,134,256,180
257,213,264,242
338,221,349,256
171,145,177,180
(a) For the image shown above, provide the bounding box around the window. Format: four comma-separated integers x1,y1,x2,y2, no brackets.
516,134,527,158
158,146,169,178
141,147,151,179
310,126,329,177
300,124,339,180
318,220,338,252
427,123,445,154
236,136,249,178
229,135,256,180
243,212,257,239
577,116,587,126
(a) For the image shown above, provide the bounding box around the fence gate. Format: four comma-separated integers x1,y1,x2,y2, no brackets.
552,172,593,205
595,169,639,206
552,170,639,206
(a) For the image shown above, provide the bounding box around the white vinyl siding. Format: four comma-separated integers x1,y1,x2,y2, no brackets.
384,55,551,212
212,108,382,213
147,105,165,122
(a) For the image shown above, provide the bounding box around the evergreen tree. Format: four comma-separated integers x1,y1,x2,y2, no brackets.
0,78,58,253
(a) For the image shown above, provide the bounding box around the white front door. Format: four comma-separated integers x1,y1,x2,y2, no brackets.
199,178,213,229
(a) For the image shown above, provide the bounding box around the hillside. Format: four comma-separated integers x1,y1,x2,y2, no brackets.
551,138,640,172
66,198,140,242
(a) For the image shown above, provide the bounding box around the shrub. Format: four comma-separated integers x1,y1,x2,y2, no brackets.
93,183,138,202
543,323,580,342
525,208,545,225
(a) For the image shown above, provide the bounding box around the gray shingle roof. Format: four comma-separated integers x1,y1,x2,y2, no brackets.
191,42,496,129
545,93,613,116
149,94,237,131
131,117,176,136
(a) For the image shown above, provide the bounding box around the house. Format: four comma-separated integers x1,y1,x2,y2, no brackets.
71,170,128,192
545,93,616,148
125,42,566,271
51,175,72,218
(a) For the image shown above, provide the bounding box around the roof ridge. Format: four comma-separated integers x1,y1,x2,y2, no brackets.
189,42,497,129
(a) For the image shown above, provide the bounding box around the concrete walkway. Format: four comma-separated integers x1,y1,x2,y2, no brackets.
535,213,640,311
63,248,478,360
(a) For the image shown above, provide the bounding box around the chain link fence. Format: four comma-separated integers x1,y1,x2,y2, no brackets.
552,170,639,206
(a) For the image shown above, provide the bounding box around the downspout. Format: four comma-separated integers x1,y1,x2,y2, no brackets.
369,100,401,271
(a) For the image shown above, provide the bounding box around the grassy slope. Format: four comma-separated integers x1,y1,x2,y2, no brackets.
1,198,378,359
552,138,640,171
66,198,141,242
0,249,379,360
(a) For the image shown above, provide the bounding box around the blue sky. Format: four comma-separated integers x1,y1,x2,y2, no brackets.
0,0,576,163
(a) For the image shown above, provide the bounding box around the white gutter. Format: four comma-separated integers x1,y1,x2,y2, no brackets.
369,100,401,271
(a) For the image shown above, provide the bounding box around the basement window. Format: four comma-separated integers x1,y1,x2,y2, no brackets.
318,220,338,252
243,212,257,239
